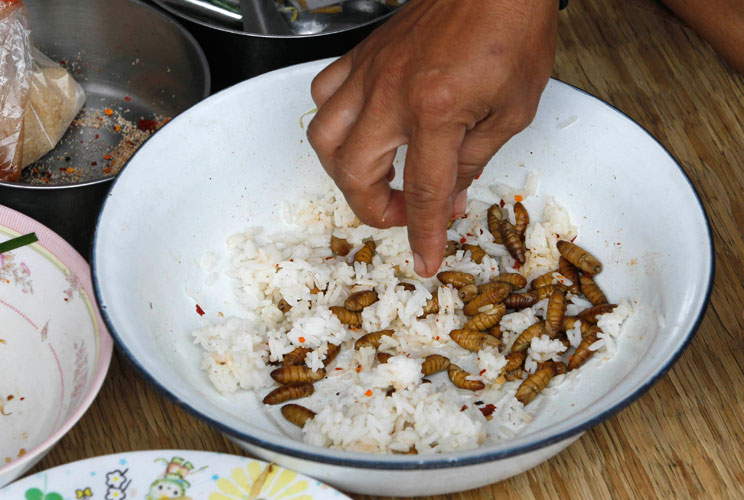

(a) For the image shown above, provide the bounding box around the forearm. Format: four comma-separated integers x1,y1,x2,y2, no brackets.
659,0,744,74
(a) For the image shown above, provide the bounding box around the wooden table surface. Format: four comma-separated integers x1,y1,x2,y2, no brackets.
32,0,744,498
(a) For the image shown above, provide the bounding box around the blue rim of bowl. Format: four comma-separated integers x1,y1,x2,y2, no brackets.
92,75,715,470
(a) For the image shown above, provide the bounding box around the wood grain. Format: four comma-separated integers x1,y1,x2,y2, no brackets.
32,0,744,499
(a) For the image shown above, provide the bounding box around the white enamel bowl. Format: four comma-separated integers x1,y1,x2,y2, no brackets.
92,59,713,496
0,206,113,488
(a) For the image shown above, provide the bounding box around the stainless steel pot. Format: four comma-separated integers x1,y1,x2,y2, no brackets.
0,0,210,257
152,0,395,91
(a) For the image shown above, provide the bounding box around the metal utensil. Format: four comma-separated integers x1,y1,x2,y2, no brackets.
238,0,293,34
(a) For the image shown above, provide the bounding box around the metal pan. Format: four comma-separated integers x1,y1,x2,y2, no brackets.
0,0,210,257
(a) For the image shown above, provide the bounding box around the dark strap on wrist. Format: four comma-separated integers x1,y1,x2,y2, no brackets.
559,0,568,9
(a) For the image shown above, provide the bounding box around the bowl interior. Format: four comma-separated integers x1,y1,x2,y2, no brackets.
93,59,712,466
0,207,112,484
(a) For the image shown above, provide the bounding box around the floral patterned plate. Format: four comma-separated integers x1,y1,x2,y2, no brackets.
0,205,113,488
0,450,351,500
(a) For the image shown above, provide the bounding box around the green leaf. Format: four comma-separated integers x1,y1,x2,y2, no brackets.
0,233,38,254
44,493,63,500
24,488,43,500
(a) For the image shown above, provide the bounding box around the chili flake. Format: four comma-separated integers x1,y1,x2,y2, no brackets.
298,336,306,343
514,194,523,202
195,304,205,316
479,369,487,375
459,237,467,244
460,405,468,411
124,96,132,102
356,366,362,373
571,235,577,242
512,261,521,270
104,108,113,115
499,199,505,208
478,404,496,418
103,154,112,160
364,389,373,397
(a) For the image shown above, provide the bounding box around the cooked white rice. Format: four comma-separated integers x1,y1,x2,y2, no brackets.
192,172,633,454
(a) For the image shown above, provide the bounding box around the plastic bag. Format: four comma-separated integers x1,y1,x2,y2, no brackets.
0,0,31,181
22,48,86,167
0,0,85,182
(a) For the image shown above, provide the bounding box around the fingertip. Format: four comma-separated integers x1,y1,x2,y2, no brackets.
453,190,467,217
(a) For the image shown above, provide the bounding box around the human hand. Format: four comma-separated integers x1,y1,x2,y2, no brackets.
307,0,558,276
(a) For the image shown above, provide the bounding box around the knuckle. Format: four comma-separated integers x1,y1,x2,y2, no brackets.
405,178,452,209
408,72,458,118
305,117,331,153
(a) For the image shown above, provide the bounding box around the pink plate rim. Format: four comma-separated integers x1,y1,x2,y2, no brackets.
0,204,113,476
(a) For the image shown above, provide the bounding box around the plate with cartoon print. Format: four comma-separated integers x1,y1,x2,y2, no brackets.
0,450,351,500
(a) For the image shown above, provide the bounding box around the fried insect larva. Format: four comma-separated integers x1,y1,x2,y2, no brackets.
344,290,379,312
270,365,326,384
330,235,351,256
537,360,567,375
558,256,581,294
354,329,395,350
323,342,341,367
511,320,547,352
488,324,502,340
487,203,504,244
353,240,376,264
463,283,511,316
421,354,450,375
498,219,526,264
503,292,538,310
495,272,528,290
398,282,416,292
263,382,314,405
531,283,568,301
461,244,487,264
577,303,618,323
530,269,560,290
283,346,312,366
281,404,316,428
437,270,476,289
568,326,601,371
502,351,527,374
448,364,485,391
504,369,524,381
545,288,567,338
464,303,506,331
513,201,530,236
515,364,556,405
450,329,501,351
444,240,460,258
579,274,608,305
420,294,440,317
477,281,500,294
377,352,393,364
277,299,291,313
556,240,603,275
562,316,593,336
330,306,363,327
458,284,479,303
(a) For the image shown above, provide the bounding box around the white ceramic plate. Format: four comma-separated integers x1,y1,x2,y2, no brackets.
92,59,713,495
0,450,349,500
0,206,113,488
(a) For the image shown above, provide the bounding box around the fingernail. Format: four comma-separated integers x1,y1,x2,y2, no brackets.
454,190,467,216
413,252,427,277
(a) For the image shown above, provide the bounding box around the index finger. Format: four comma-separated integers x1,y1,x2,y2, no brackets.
404,124,466,277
